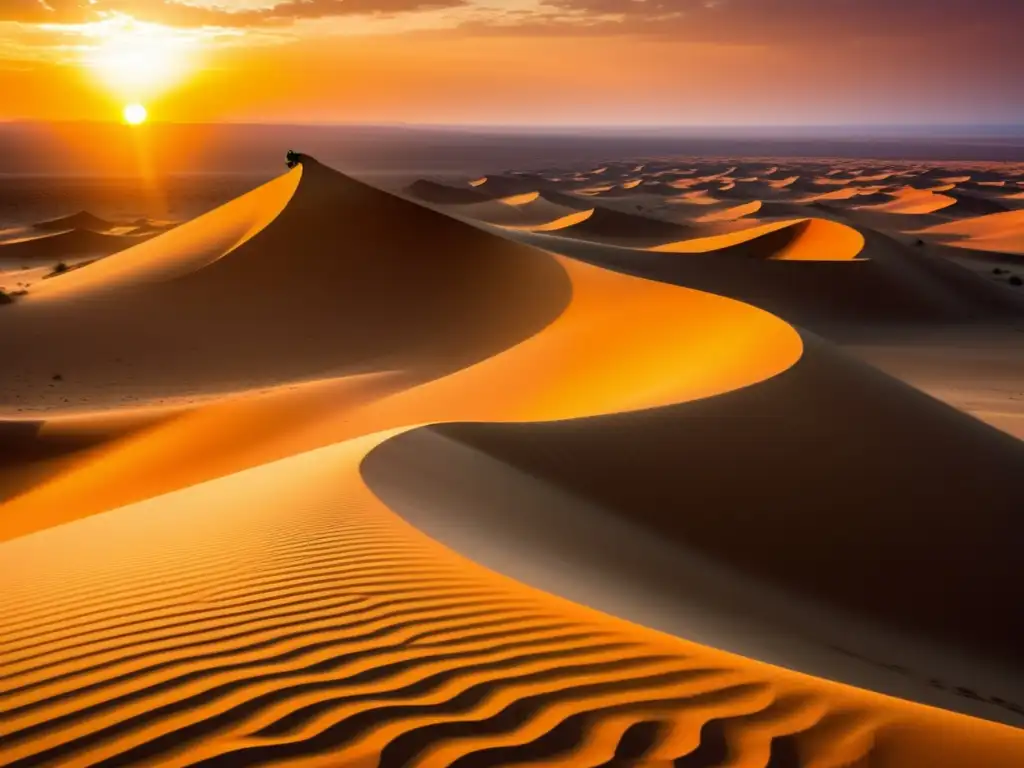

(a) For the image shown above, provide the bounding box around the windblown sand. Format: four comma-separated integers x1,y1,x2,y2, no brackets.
1,154,1023,766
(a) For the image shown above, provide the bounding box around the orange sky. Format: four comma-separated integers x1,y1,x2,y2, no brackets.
1,0,1023,125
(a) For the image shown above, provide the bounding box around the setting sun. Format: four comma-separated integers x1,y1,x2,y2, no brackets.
123,103,147,125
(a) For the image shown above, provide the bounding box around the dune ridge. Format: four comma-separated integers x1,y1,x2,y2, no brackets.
652,217,866,261
1,155,1023,767
0,228,151,265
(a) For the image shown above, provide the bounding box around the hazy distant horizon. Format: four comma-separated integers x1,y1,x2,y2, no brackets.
5,120,1024,137
3,122,1024,178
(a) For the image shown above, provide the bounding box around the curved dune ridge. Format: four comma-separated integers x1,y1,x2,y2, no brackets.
652,217,866,261
522,206,694,244
693,200,763,222
26,171,300,297
0,161,570,411
440,195,589,231
1,157,1023,766
853,189,958,214
502,208,597,233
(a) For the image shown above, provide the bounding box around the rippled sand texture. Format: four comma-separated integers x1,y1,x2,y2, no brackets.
2,156,1023,766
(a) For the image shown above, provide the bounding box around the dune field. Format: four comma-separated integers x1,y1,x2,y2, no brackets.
1,154,1023,766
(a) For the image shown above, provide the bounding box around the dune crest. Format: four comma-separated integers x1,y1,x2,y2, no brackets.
27,168,302,298
854,189,957,214
653,218,866,261
693,200,763,222
2,155,1023,767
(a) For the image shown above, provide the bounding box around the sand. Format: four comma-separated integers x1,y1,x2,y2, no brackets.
1,153,1023,766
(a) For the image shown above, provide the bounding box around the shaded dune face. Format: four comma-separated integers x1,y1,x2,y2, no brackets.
389,335,1024,667
529,227,1024,330
0,229,151,263
4,434,1022,768
535,206,693,245
0,160,572,410
32,211,118,233
2,156,1024,766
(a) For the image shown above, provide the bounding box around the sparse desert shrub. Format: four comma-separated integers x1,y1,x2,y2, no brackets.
53,262,69,274
52,373,63,382
915,239,926,247
0,289,11,305
1009,275,1023,287
993,267,1007,275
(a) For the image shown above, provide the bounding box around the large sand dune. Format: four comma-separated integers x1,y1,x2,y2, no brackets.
2,155,1023,766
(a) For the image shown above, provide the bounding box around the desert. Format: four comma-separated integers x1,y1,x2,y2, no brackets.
1,141,1023,766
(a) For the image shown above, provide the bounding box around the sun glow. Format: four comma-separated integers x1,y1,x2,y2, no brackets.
123,103,148,124
85,17,194,100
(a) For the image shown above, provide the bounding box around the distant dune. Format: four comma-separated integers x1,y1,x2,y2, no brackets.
916,209,1024,255
0,228,150,264
33,211,119,233
652,218,866,261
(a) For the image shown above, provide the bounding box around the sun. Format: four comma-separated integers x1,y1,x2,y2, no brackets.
123,103,148,125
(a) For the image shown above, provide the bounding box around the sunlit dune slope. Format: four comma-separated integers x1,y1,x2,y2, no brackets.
2,156,1024,767
916,209,1024,255
0,159,570,410
502,208,597,232
853,189,957,214
652,218,866,261
692,200,763,222
26,170,301,296
0,238,801,539
3,431,1022,767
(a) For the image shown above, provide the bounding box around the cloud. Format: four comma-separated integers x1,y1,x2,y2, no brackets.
0,0,467,27
454,0,1024,48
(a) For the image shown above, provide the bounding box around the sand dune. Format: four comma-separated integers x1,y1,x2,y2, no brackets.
503,208,597,233
854,188,957,214
916,209,1024,255
525,205,694,244
33,211,119,233
405,179,491,205
942,190,1012,217
0,228,150,264
4,429,1021,767
692,200,763,222
0,160,569,411
2,154,1024,766
653,217,866,261
27,169,301,297
521,222,1023,330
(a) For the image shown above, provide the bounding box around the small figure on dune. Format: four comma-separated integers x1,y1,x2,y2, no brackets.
285,150,302,169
